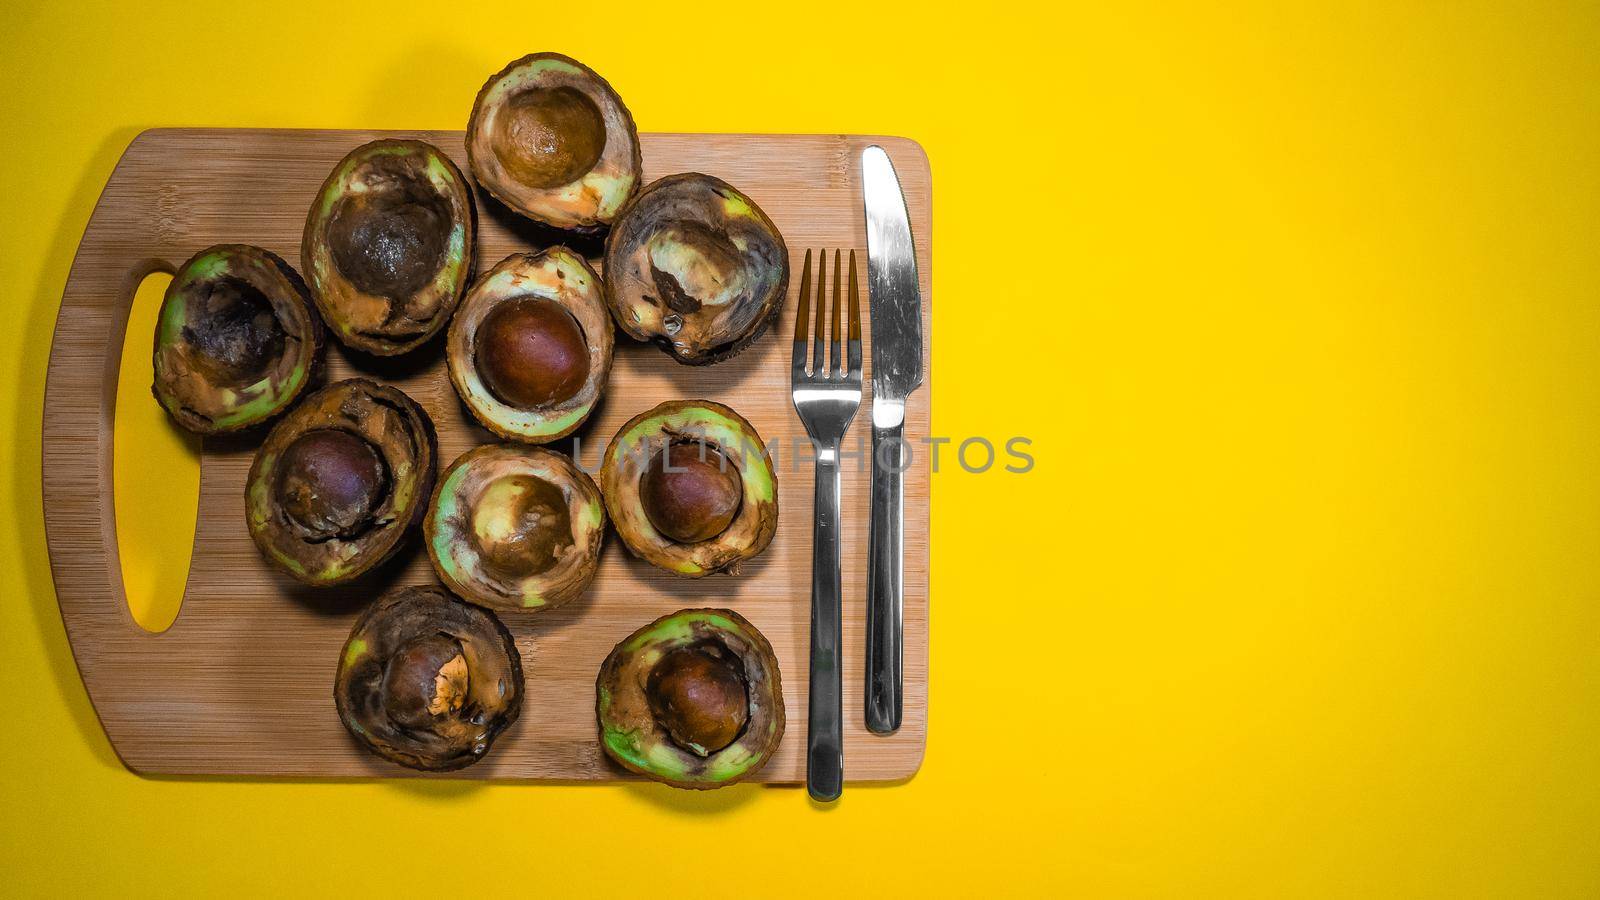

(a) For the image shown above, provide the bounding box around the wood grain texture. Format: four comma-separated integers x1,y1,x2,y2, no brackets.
42,128,930,782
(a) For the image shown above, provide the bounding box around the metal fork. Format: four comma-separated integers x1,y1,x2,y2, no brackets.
791,248,863,802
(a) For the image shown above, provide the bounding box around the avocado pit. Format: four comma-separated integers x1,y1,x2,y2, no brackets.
471,473,572,577
640,441,743,544
326,176,451,301
381,633,469,729
275,429,389,541
646,643,749,756
477,297,590,409
446,249,613,443
492,86,607,189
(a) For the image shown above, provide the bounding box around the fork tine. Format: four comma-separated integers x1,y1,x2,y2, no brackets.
830,249,843,377
812,249,827,375
847,249,862,375
792,249,812,373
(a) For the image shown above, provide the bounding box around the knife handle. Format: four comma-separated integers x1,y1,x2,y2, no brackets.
866,416,906,734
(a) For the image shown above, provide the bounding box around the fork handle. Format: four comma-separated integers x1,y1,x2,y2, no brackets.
807,445,844,802
866,417,906,734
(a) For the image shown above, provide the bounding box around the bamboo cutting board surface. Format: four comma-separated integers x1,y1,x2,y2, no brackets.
41,128,930,782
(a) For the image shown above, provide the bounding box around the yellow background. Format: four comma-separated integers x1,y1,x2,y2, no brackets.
3,1,1598,895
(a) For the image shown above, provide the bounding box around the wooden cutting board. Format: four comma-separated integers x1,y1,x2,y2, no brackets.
41,128,930,782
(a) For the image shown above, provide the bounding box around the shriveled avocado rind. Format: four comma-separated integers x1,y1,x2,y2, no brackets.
597,608,784,789
603,173,789,365
302,139,475,356
425,444,606,612
447,248,613,443
336,585,523,771
152,244,324,434
601,400,777,577
465,52,642,233
246,378,438,585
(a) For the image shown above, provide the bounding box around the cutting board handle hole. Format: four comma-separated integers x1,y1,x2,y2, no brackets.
113,262,197,634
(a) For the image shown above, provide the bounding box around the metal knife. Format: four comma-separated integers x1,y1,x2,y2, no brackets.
862,145,923,735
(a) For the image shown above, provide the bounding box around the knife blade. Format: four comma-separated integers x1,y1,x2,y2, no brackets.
862,145,922,735
863,147,924,401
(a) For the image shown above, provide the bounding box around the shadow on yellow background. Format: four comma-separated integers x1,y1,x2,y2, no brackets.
3,1,1599,896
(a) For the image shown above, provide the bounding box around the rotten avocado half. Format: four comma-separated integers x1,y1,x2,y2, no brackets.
466,52,641,232
425,444,605,612
447,248,612,443
246,378,437,585
303,139,475,355
151,244,323,434
597,608,784,789
600,400,777,577
336,584,523,771
603,173,788,365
